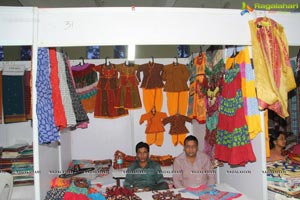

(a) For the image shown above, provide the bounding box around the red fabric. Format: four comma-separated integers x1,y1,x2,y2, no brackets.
217,107,248,133
63,192,88,200
49,48,67,130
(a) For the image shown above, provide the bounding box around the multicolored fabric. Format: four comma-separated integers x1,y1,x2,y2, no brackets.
36,47,59,144
202,48,224,161
72,63,98,113
180,185,242,200
115,63,142,109
249,17,296,118
94,64,128,118
63,52,89,125
215,59,256,166
56,49,77,127
187,54,206,123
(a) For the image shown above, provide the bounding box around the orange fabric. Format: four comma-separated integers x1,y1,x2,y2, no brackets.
80,94,97,113
146,132,164,146
49,48,67,130
265,111,270,158
166,91,189,146
140,111,167,133
142,88,163,112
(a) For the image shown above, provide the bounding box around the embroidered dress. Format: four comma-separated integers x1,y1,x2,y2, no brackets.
36,48,59,144
72,63,98,113
115,63,142,109
215,61,256,166
94,64,128,118
202,49,224,160
187,54,206,123
249,17,296,118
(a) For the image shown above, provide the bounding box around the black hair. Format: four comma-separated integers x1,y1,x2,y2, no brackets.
135,142,149,153
184,135,198,146
269,129,285,149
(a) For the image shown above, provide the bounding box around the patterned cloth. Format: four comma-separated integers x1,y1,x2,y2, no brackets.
63,53,89,125
215,59,256,166
44,188,66,200
249,17,296,118
24,71,32,120
36,47,59,143
115,63,142,109
180,185,242,200
162,114,192,135
187,54,206,123
56,48,77,127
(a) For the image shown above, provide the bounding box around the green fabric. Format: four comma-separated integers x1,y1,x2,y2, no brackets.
123,159,168,190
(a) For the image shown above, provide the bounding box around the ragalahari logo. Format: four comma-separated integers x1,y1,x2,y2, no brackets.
241,1,299,15
241,2,254,15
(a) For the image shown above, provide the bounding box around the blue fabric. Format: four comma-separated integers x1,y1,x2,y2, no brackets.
177,45,189,58
87,46,100,59
87,193,105,200
0,46,4,61
36,47,59,144
114,45,126,58
20,46,32,61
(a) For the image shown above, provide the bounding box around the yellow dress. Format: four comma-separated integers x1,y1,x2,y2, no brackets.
249,17,296,118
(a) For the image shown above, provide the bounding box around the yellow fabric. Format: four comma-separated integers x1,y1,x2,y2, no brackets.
166,91,189,146
265,111,270,158
146,132,164,147
142,88,164,146
142,88,163,112
249,17,296,118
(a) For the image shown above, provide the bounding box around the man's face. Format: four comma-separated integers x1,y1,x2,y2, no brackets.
184,140,198,158
136,147,149,162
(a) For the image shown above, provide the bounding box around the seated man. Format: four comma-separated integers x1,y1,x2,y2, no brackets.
173,135,215,188
123,142,169,191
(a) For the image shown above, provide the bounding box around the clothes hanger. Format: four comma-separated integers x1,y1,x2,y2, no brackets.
78,56,85,65
149,56,154,64
173,56,178,66
105,57,111,67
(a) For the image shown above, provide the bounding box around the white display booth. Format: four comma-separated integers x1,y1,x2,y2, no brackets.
1,6,300,200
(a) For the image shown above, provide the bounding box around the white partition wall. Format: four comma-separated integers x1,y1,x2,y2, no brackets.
1,6,300,200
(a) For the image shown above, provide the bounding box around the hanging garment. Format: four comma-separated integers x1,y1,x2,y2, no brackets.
249,17,296,118
2,74,27,123
215,60,256,166
162,114,192,146
136,62,164,89
202,48,225,161
163,63,190,146
140,111,167,146
49,48,67,130
0,71,2,124
36,48,59,144
56,49,77,127
187,53,207,123
115,63,142,109
94,64,128,118
24,71,32,120
227,46,261,140
72,63,98,113
63,53,89,127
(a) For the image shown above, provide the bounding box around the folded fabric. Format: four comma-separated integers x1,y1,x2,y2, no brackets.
180,185,242,200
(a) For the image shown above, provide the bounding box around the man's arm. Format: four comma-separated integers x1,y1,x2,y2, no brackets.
123,167,134,189
204,156,216,185
172,158,184,188
153,164,169,190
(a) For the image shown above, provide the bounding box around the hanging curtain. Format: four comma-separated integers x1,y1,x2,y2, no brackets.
114,46,126,58
87,46,100,59
177,45,190,58
20,46,32,61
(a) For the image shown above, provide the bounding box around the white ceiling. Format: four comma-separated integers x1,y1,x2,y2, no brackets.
1,0,298,10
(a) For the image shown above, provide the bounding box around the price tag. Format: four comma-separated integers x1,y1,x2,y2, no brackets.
2,65,25,76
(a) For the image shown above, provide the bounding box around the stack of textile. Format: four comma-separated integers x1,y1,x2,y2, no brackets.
11,145,34,186
267,161,300,198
